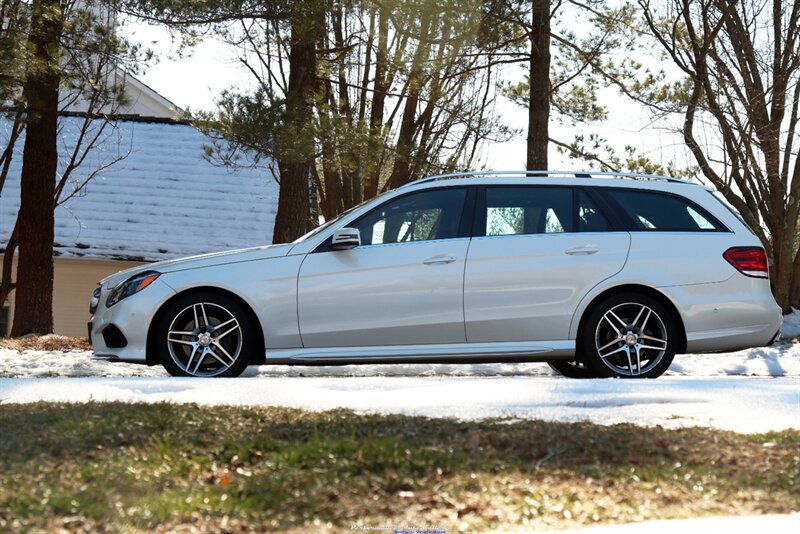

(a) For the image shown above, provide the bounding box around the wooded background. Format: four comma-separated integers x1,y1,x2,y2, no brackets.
1,0,798,335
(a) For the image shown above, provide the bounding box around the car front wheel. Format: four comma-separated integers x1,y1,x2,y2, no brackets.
581,293,677,378
156,292,253,377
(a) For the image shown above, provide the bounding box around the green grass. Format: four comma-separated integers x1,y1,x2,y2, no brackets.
0,403,797,532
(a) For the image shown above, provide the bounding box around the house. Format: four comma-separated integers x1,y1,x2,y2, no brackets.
0,75,279,337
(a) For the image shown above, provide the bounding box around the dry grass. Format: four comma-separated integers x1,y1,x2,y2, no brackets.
0,334,91,352
0,403,797,533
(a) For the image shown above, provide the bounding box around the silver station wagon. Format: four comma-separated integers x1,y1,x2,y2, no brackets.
89,171,783,378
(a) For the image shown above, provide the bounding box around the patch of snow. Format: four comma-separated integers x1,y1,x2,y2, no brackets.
519,513,800,534
1,338,797,434
666,342,800,377
0,350,164,378
780,308,800,339
2,341,798,379
0,375,797,433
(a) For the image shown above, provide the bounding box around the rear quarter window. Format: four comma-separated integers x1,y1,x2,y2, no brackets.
711,190,755,235
600,189,727,232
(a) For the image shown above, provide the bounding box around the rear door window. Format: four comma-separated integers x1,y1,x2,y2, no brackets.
600,189,725,232
484,187,574,236
578,190,612,232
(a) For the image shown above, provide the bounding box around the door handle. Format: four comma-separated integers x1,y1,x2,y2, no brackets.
565,246,599,255
423,255,457,265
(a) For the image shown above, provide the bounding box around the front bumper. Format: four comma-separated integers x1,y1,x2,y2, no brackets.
89,278,177,363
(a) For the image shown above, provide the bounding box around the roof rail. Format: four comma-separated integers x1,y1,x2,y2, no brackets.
400,170,693,188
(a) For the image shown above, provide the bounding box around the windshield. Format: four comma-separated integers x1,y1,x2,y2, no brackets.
292,190,393,243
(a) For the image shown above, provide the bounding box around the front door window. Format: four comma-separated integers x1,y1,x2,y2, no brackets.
353,188,467,245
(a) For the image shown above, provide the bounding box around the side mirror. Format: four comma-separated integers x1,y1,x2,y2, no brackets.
331,227,361,250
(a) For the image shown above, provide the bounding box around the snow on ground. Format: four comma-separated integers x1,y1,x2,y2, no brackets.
1,328,798,433
0,375,797,433
1,341,798,378
526,513,800,534
0,342,798,434
781,308,800,339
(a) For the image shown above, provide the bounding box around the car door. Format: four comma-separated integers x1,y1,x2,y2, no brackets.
297,187,472,348
463,186,630,343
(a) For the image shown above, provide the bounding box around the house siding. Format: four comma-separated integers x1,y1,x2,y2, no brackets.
1,256,145,337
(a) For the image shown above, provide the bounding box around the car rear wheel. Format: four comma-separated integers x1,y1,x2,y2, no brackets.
581,293,677,378
547,358,597,378
156,292,253,377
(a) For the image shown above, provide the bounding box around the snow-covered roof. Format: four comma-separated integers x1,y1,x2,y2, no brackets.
62,70,182,120
119,72,182,119
0,115,279,262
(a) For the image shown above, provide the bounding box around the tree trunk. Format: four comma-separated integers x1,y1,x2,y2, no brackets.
0,224,18,310
364,6,389,200
771,234,794,311
526,0,550,171
388,12,433,189
317,83,344,220
0,105,25,197
272,11,319,243
10,0,63,336
331,0,359,210
790,246,800,310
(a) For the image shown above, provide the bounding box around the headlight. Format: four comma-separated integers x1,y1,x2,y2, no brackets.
89,286,101,314
106,271,160,307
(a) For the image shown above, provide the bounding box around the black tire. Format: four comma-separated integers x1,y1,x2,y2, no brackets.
548,356,597,379
581,292,678,379
156,292,254,377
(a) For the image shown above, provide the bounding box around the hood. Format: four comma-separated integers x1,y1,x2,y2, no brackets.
100,243,295,288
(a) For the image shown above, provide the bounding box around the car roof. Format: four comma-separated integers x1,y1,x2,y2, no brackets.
399,170,708,193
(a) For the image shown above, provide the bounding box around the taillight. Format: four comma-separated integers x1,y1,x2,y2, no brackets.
723,247,769,278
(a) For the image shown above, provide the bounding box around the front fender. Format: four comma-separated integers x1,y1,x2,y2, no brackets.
158,255,306,350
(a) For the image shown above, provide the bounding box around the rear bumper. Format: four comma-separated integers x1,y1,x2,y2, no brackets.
684,320,782,353
767,328,782,346
659,275,783,353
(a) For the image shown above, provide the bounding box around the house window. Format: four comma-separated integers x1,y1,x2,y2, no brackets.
0,306,9,338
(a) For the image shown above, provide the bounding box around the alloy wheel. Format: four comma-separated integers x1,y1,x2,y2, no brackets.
166,302,243,377
594,302,669,376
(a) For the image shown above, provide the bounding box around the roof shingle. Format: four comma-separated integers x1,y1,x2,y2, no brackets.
0,116,279,262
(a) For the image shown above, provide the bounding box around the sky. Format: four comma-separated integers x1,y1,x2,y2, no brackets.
118,15,693,174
